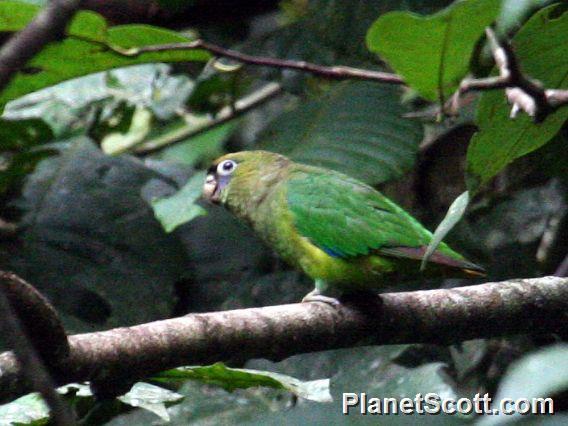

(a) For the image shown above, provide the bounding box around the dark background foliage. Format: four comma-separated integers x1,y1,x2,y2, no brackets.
0,0,566,424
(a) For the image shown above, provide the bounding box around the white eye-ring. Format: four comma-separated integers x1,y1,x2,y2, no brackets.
217,159,237,176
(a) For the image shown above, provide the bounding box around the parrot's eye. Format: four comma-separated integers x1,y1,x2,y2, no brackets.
217,160,237,176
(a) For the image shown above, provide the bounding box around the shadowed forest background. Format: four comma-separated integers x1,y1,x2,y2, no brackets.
0,0,566,424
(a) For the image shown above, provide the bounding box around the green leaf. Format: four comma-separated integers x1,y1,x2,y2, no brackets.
16,0,47,5
366,0,500,101
0,2,210,110
466,5,568,193
479,344,568,426
154,362,332,403
259,82,422,185
421,191,470,269
0,1,40,31
152,172,207,233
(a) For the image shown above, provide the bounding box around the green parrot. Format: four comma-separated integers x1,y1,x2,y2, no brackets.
203,150,484,304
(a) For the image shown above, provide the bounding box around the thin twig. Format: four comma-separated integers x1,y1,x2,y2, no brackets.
0,275,566,404
113,39,405,85
135,82,283,154
453,28,567,122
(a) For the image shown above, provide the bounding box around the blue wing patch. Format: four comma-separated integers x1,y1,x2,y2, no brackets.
321,246,343,258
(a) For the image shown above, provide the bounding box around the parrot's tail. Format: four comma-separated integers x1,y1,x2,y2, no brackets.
378,246,486,278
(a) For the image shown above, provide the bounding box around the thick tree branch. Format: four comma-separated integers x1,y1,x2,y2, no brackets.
0,276,566,404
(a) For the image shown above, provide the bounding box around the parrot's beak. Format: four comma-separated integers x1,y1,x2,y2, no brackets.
203,174,220,203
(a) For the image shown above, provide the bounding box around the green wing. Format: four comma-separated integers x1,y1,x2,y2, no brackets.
286,167,476,270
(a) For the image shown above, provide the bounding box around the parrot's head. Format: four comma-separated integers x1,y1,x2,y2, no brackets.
203,150,290,210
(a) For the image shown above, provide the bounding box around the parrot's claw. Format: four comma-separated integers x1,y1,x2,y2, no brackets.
301,290,340,306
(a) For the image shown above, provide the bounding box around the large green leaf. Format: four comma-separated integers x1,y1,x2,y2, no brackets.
259,82,422,185
366,0,500,102
466,5,568,193
0,2,209,109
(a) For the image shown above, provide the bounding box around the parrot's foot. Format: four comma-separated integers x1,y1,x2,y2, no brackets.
302,284,341,307
301,289,340,306
301,280,341,306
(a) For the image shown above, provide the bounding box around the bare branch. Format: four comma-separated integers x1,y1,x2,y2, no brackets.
453,28,567,122
113,39,405,85
100,31,567,126
0,275,565,404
